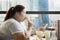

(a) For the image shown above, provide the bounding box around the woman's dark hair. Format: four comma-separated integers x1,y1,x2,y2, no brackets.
4,5,25,21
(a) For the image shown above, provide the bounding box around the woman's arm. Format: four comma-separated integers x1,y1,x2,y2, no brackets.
25,16,33,37
31,24,48,35
12,32,28,40
25,22,33,37
8,21,29,40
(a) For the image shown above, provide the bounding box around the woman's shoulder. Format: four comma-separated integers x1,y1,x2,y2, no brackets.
4,18,19,25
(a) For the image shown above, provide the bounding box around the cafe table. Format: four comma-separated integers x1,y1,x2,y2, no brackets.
29,30,57,40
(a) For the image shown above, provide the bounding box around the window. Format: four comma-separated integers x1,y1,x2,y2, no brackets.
0,0,48,11
0,0,30,11
48,0,60,11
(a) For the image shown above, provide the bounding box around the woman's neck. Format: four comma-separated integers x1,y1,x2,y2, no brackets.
13,17,20,22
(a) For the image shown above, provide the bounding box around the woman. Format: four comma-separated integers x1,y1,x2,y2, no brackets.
0,5,29,40
0,5,47,40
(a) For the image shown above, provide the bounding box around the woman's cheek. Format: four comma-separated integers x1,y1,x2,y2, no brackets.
21,17,25,21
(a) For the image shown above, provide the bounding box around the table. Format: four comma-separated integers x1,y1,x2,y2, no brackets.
29,30,57,40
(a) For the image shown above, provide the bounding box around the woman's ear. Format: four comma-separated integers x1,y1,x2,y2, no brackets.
16,12,21,17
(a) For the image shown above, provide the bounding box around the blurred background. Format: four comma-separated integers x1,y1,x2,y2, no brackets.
0,0,60,28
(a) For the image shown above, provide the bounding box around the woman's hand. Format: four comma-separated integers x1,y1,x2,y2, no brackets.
38,24,48,31
28,22,33,30
31,24,48,35
25,16,33,37
25,16,33,30
25,23,33,38
38,27,45,31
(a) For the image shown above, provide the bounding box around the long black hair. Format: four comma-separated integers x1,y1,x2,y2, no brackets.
4,5,25,21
